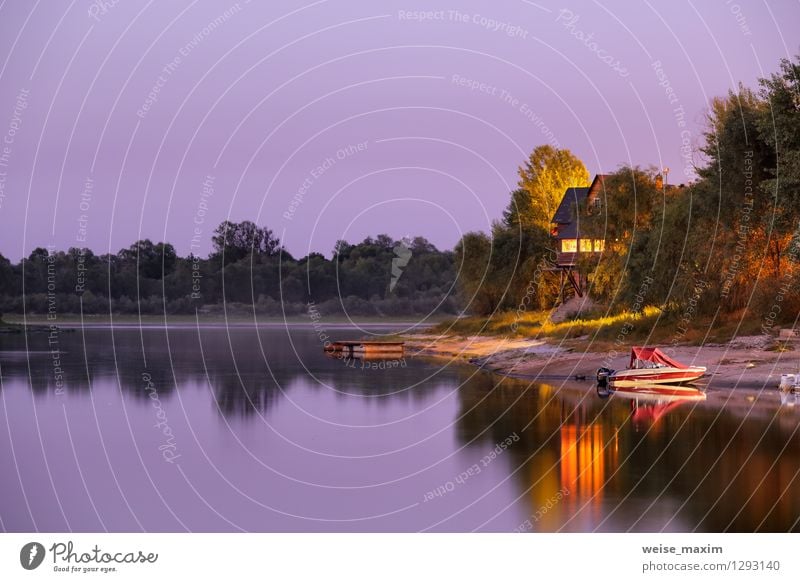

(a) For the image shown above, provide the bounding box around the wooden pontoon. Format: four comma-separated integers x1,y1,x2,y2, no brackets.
324,341,405,356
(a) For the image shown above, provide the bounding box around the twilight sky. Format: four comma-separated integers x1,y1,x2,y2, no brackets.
0,0,797,260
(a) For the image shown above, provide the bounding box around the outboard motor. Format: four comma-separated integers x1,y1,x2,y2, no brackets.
596,367,614,388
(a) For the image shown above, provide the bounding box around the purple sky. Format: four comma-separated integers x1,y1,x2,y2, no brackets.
0,0,797,260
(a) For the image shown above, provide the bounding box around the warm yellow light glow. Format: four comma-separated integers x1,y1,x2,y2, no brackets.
562,239,604,252
560,424,611,507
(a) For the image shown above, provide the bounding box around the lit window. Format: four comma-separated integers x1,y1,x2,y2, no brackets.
561,239,577,252
593,240,605,252
580,239,593,252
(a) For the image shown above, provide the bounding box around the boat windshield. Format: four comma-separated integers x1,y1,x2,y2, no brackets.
632,359,668,369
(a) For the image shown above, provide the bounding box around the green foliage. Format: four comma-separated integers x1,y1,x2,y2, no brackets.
0,227,458,317
574,58,800,318
6,57,800,329
697,86,775,228
211,220,282,262
454,223,555,317
456,55,800,325
454,231,496,315
757,56,800,228
117,239,177,280
515,145,589,230
580,167,662,306
455,144,588,317
501,189,536,229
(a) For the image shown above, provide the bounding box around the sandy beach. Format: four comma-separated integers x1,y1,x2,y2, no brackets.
403,332,800,401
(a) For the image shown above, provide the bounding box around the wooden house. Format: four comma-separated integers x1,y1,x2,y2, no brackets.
549,174,608,296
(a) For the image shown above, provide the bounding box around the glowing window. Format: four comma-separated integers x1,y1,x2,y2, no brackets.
580,239,593,252
593,240,605,252
561,239,577,252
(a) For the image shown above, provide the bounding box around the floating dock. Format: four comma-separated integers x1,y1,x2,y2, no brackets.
324,341,405,356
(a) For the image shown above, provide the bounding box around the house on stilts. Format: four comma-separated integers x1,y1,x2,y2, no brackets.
549,174,608,301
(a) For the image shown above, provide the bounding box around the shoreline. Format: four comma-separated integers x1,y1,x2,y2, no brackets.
402,332,799,393
402,333,800,423
0,314,443,329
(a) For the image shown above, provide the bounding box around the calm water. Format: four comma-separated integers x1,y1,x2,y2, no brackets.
1,325,798,532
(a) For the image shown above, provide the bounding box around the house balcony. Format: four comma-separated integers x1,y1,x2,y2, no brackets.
556,251,578,267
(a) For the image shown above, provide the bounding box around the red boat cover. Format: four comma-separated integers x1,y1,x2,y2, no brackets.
629,347,688,369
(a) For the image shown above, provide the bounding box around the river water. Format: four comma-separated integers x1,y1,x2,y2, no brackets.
1,325,798,532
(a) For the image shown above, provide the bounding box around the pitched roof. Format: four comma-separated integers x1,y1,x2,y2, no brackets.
551,186,589,225
587,174,608,199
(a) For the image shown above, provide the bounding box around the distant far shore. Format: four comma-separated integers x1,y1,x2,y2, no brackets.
0,313,443,328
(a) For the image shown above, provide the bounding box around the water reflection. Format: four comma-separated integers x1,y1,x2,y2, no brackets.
611,386,706,430
779,389,800,407
456,374,800,531
0,326,435,417
1,327,799,532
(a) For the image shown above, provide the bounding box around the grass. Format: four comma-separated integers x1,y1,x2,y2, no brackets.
0,313,54,333
766,341,794,352
431,304,782,348
433,306,661,340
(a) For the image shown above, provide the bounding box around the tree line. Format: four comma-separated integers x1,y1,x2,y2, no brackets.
584,56,800,324
456,55,800,326
0,221,458,317
3,55,798,325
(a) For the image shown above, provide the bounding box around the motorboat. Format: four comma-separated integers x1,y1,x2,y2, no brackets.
597,347,706,388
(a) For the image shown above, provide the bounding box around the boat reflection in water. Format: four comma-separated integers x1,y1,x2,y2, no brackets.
779,390,800,407
611,384,706,429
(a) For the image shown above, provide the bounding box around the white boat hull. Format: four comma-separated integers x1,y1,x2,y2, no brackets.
608,366,706,388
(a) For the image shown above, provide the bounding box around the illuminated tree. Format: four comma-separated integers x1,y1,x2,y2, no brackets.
515,145,589,230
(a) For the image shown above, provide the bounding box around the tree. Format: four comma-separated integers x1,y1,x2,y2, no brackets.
698,86,774,226
0,252,14,296
410,236,437,254
332,240,353,260
118,239,177,280
454,231,498,315
516,145,590,230
695,84,784,304
757,55,800,225
502,189,535,229
211,221,281,262
581,167,662,306
640,184,710,311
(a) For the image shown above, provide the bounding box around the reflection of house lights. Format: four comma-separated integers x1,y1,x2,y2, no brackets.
560,424,618,506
